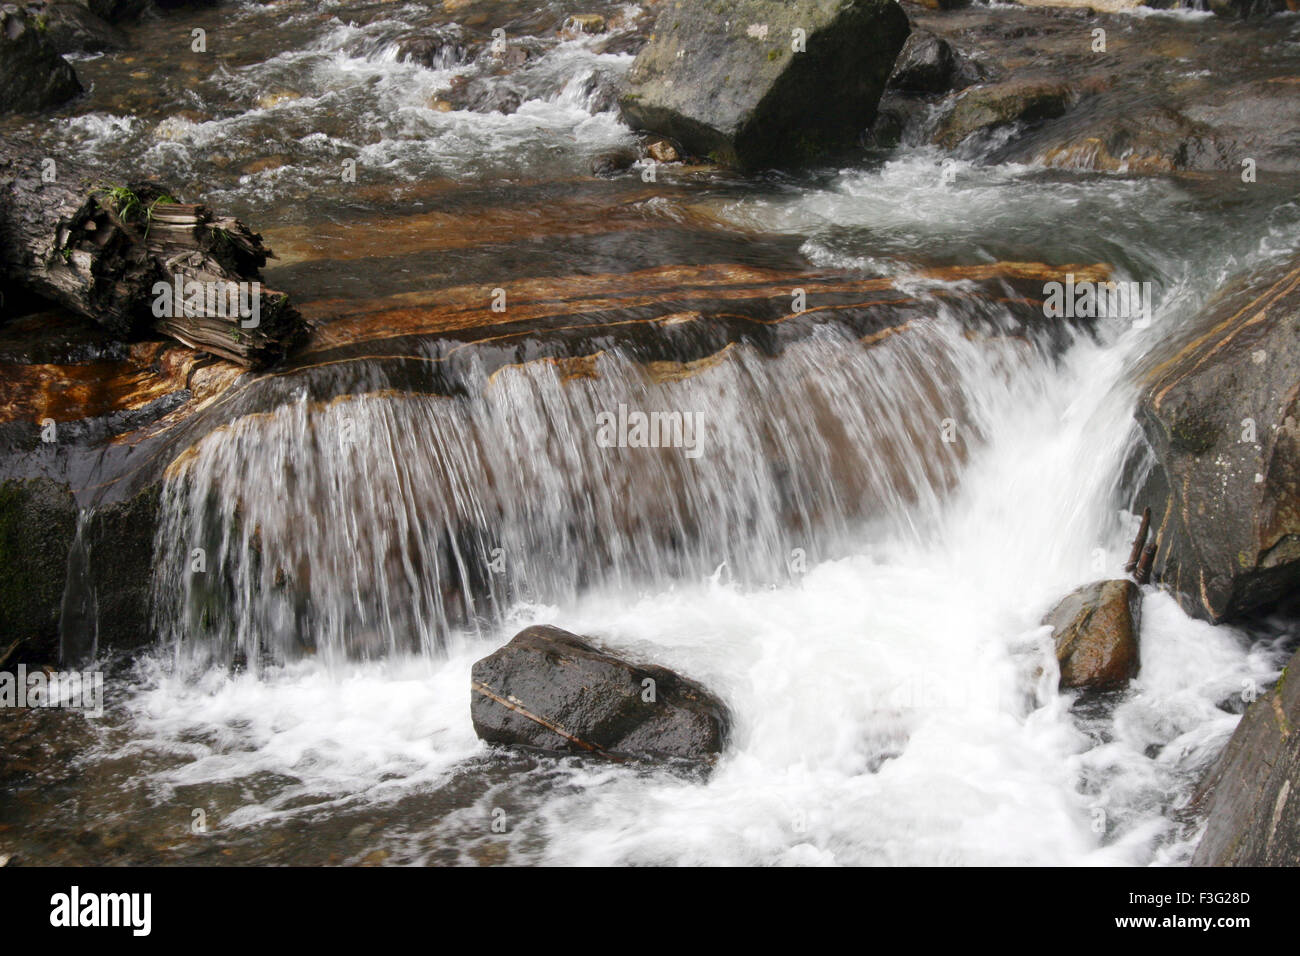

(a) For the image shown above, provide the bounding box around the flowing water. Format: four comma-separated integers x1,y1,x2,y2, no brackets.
3,1,1300,865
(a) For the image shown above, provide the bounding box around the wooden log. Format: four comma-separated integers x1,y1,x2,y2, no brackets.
1125,506,1151,574
1135,543,1157,586
0,134,305,368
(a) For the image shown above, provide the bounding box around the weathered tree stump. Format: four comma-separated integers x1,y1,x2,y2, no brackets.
0,135,305,367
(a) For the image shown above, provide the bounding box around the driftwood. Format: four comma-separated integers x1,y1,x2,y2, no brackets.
1135,543,1157,586
0,136,305,367
1125,506,1151,574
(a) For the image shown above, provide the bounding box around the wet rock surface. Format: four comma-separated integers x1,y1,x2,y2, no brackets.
32,1,129,54
889,27,977,95
934,77,1072,149
889,2,1300,172
619,0,910,168
0,5,82,114
1134,256,1300,624
0,477,77,664
1043,579,1142,691
1193,645,1300,865
471,625,731,763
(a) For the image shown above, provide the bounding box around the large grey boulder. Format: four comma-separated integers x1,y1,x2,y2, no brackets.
0,5,82,114
1193,647,1300,865
618,0,909,170
470,625,731,763
1133,255,1300,623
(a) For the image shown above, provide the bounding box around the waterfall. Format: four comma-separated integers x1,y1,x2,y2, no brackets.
151,314,1034,670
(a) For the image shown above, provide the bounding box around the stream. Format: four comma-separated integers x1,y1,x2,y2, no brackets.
1,0,1298,865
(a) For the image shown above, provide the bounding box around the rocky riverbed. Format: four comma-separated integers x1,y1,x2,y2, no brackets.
0,0,1297,866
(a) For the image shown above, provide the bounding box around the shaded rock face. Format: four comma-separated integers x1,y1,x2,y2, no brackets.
1194,647,1300,865
470,626,731,763
1208,0,1292,18
0,5,82,114
75,487,160,663
618,0,909,169
1134,256,1300,623
0,477,159,665
36,2,128,54
1043,579,1141,690
72,0,150,21
0,478,77,664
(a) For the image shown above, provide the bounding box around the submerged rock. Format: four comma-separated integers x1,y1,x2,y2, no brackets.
1042,579,1142,690
934,78,1072,150
1193,647,1300,865
394,27,477,69
0,5,82,114
470,625,731,763
590,147,637,176
1133,255,1300,623
618,0,909,169
563,13,606,35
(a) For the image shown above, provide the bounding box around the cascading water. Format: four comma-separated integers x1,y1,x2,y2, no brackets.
151,317,1013,669
11,0,1298,867
128,230,1292,863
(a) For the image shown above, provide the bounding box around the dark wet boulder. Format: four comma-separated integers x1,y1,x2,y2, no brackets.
0,5,82,114
1193,647,1300,865
618,0,909,169
470,625,731,763
1042,579,1141,691
1133,256,1300,623
590,147,637,176
887,30,955,95
34,2,128,54
0,477,77,664
934,78,1072,150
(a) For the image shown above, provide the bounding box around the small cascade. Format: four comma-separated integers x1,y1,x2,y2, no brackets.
150,317,1032,669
